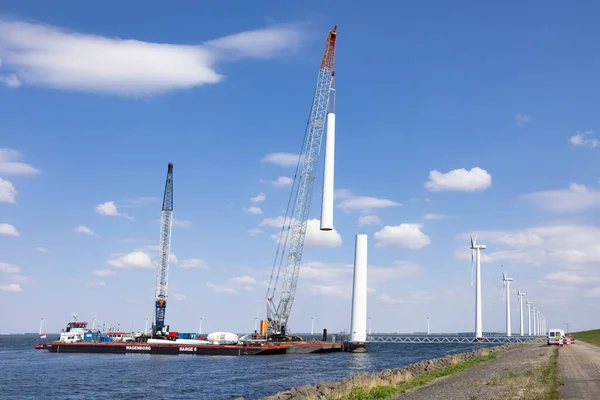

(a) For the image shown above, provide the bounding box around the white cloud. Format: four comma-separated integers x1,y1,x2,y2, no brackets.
179,258,210,269
0,73,21,88
543,271,600,286
244,206,264,215
247,228,263,236
272,176,293,187
378,290,437,306
259,216,292,228
172,218,191,228
358,215,382,226
515,112,531,128
309,284,348,299
0,149,40,175
0,19,305,95
374,224,431,249
304,219,342,247
93,269,116,277
10,275,29,283
369,261,424,283
170,253,178,265
299,259,423,299
524,183,600,212
425,167,492,192
423,213,449,220
261,152,300,167
172,293,187,301
569,130,599,148
73,225,96,236
207,275,256,294
0,262,19,273
0,223,19,236
378,293,404,304
454,224,600,269
250,192,266,204
0,283,23,292
0,178,17,203
108,251,153,268
95,201,134,220
584,288,600,298
336,189,400,213
88,281,106,287
262,217,342,247
36,247,47,253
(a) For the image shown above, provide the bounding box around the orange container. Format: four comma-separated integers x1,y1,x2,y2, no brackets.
260,320,268,336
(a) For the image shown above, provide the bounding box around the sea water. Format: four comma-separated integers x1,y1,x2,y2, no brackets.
0,334,496,399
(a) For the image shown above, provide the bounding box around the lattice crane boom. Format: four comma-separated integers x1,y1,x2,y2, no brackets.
153,162,173,335
266,26,337,336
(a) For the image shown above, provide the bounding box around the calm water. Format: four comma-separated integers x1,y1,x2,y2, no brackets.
1,334,495,399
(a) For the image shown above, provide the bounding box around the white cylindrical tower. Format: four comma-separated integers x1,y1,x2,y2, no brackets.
526,301,532,335
320,112,336,231
518,292,524,336
349,234,367,351
475,248,483,339
506,279,512,337
533,309,537,336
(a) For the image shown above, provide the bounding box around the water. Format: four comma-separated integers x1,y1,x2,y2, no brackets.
1,334,496,399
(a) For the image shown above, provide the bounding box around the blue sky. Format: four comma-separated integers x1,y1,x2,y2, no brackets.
1,0,600,334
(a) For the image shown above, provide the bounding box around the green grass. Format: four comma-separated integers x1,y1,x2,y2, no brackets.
543,346,562,400
572,329,600,346
332,354,496,400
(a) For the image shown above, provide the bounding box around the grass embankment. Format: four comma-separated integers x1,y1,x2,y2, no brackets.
485,346,561,400
572,329,600,346
330,353,496,400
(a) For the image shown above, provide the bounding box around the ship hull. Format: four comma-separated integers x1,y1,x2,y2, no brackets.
44,341,343,356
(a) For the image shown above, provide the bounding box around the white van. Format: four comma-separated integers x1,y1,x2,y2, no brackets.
547,328,565,345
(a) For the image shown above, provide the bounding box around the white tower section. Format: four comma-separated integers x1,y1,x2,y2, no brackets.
350,234,367,343
470,234,486,339
533,308,538,335
320,112,335,231
517,290,525,336
526,300,532,335
503,273,513,336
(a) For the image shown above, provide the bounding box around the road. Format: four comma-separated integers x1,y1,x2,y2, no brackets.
559,341,600,399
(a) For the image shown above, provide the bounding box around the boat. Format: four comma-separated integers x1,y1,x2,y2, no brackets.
42,315,345,356
43,339,344,356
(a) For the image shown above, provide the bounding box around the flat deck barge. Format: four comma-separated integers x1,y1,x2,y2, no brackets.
43,340,344,356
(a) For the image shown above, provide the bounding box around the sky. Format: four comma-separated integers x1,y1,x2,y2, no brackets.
1,0,599,335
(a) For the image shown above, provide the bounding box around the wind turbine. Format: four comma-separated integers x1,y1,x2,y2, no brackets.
470,232,486,339
502,273,513,336
517,290,525,336
532,307,537,336
526,300,532,335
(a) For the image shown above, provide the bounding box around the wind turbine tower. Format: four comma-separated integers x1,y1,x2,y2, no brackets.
533,307,537,336
517,290,525,336
470,233,487,339
526,300,532,335
502,273,513,336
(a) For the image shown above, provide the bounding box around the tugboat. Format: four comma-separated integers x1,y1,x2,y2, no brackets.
58,315,91,343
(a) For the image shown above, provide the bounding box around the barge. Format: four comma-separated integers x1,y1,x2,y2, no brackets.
43,340,344,356
41,316,345,356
